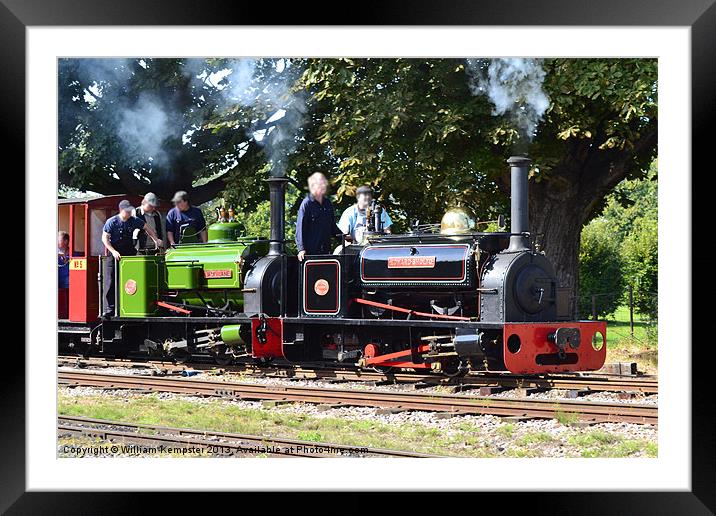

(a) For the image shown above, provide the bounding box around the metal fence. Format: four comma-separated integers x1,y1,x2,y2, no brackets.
577,285,658,338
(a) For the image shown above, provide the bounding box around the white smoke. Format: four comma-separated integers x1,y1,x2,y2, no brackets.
465,58,550,142
117,93,177,166
212,58,306,177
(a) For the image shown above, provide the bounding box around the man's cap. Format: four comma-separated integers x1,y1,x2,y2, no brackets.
118,200,135,212
356,185,373,196
171,191,189,203
143,192,160,208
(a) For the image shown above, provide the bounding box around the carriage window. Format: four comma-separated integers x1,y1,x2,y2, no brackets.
90,208,109,256
58,205,70,236
72,207,86,255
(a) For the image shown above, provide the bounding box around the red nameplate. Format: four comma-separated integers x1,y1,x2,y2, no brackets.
204,269,232,278
387,256,436,269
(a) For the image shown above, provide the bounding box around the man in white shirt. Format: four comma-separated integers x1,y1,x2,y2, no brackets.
337,185,392,246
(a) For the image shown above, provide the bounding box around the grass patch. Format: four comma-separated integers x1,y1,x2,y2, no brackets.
603,305,658,374
297,431,324,442
555,411,580,426
516,431,554,446
567,430,653,458
496,424,514,438
58,392,497,457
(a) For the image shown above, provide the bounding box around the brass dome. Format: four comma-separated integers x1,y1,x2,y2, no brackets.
440,206,476,235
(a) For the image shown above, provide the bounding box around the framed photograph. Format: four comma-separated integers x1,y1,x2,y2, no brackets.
5,0,712,512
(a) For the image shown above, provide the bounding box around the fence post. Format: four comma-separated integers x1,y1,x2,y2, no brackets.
591,295,597,321
628,285,634,337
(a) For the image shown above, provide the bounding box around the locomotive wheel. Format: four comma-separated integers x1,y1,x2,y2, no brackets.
168,347,191,364
73,341,92,359
441,358,470,378
210,344,234,366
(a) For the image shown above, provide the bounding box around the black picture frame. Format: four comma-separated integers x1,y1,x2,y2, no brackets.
4,1,712,513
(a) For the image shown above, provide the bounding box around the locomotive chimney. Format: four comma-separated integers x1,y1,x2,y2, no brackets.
266,176,288,255
507,156,532,252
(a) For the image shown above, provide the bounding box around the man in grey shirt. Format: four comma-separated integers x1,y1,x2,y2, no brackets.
133,192,167,251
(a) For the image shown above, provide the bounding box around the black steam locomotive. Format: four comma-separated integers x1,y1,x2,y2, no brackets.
58,157,606,375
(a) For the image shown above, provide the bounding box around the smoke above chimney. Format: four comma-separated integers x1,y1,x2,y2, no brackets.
465,58,550,148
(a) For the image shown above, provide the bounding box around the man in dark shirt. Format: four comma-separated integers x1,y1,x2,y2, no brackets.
101,200,161,316
166,190,208,245
295,172,350,260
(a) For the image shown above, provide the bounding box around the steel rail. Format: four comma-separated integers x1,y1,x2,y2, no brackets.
57,355,659,394
58,370,658,425
57,415,438,458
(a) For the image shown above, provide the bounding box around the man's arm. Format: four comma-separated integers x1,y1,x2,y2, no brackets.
332,206,351,241
102,232,121,260
166,211,176,245
196,210,208,243
337,208,351,236
383,211,393,234
295,201,306,260
142,223,163,247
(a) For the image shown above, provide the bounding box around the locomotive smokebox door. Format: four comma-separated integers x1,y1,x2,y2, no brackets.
299,256,348,317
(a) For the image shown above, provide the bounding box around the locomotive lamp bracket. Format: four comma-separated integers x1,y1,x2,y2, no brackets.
256,316,268,345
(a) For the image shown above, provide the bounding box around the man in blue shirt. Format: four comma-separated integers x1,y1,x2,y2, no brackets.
101,200,161,316
166,191,208,245
295,172,351,260
338,185,392,245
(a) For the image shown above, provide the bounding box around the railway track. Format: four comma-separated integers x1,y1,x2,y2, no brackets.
57,415,437,458
58,370,658,425
57,355,659,394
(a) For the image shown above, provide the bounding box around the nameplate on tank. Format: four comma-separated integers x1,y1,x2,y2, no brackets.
204,269,232,279
387,256,436,269
361,244,471,285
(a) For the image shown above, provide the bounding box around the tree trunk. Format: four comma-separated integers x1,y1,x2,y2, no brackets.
529,182,584,317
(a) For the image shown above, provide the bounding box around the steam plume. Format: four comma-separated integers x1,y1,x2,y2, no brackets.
465,58,550,144
219,58,306,177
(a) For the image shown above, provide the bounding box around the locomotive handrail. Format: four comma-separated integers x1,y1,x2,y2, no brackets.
365,231,530,245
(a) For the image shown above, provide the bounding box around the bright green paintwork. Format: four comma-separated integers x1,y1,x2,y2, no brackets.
220,324,244,345
163,239,269,311
119,255,162,317
165,261,201,289
207,221,243,243
165,242,249,290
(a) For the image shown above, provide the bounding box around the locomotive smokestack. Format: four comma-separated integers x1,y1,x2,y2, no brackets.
507,156,532,251
266,176,288,255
